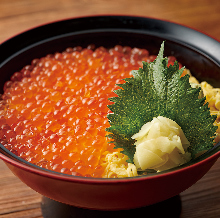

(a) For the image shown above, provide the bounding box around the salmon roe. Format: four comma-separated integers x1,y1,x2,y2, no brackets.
0,45,181,177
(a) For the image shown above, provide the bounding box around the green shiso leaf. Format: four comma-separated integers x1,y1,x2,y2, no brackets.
106,41,217,163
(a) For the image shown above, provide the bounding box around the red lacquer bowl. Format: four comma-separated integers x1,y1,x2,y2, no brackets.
0,15,220,210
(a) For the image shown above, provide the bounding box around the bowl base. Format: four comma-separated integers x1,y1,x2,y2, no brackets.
41,195,182,217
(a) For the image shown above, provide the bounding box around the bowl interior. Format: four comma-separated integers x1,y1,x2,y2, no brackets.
1,15,220,179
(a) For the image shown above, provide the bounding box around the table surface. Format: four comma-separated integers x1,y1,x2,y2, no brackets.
1,0,220,217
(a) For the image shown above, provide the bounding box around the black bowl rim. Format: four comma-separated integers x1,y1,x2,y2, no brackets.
0,14,220,183
1,15,220,66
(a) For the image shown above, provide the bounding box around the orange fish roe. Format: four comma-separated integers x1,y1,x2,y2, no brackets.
0,45,181,177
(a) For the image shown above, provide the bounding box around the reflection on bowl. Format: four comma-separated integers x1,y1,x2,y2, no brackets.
0,15,220,210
